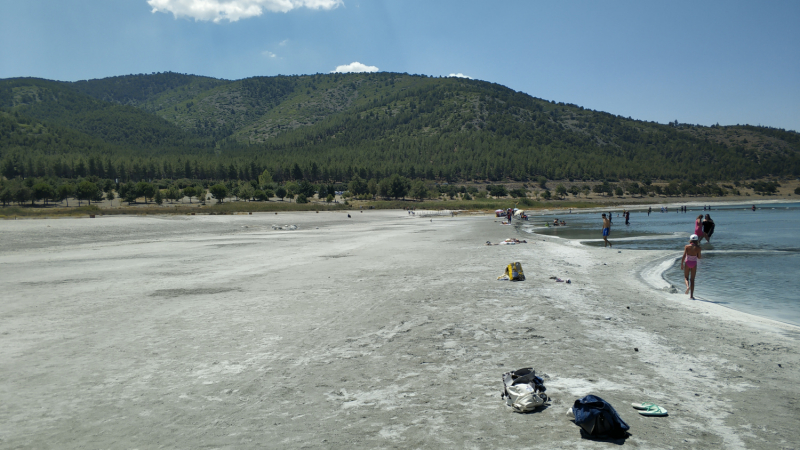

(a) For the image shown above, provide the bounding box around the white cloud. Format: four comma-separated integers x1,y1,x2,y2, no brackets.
147,0,343,23
279,39,289,46
331,62,379,73
448,73,472,79
262,50,277,58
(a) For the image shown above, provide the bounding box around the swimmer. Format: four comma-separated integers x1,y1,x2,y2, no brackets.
681,234,702,299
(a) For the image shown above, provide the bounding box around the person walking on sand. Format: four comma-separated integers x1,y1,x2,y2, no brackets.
702,214,715,243
601,213,612,247
681,234,702,299
694,214,705,242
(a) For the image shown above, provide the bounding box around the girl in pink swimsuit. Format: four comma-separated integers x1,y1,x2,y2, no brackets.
681,234,702,299
694,215,705,241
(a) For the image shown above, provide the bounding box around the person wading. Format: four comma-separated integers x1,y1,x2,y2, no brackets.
681,234,702,299
601,213,612,247
694,214,705,242
702,214,715,243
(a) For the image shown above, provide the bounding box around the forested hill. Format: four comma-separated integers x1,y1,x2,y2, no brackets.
1,72,798,183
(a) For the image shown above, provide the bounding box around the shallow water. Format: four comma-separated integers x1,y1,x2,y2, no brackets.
523,203,800,326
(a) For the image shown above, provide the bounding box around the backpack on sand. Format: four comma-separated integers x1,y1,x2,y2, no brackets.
572,395,630,438
501,368,549,413
497,262,525,281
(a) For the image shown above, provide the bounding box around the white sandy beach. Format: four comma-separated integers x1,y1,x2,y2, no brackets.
1,210,798,449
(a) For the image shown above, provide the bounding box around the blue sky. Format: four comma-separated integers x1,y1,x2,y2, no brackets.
2,0,798,130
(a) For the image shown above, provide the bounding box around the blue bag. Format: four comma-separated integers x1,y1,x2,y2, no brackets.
572,395,630,438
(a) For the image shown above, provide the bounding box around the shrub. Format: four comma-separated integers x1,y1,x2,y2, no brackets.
209,184,228,203
509,188,527,198
487,184,508,197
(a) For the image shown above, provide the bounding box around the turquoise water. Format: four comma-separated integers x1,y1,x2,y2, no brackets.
523,203,800,326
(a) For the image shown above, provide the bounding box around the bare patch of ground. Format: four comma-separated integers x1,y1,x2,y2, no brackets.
1,211,798,448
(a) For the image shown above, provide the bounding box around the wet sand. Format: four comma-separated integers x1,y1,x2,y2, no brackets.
1,211,798,449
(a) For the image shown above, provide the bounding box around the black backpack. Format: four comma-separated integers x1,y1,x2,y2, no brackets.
572,395,630,438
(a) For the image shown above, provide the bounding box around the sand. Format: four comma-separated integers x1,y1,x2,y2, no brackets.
1,211,798,449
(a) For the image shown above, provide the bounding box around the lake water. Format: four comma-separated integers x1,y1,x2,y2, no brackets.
522,203,800,327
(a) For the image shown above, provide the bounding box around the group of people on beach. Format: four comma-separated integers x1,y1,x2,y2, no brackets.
601,208,718,300
680,214,716,298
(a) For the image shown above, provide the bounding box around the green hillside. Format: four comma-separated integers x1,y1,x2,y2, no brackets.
1,72,798,184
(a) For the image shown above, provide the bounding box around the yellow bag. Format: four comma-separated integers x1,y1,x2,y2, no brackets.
498,262,525,281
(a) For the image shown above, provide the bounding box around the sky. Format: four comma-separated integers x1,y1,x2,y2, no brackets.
1,0,798,131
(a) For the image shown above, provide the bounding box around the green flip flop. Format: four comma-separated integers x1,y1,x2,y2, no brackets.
631,402,657,410
638,404,668,416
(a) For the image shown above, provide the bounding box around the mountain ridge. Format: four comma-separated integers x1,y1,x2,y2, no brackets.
1,72,798,183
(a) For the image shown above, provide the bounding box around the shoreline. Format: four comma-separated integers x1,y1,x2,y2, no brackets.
1,196,796,220
541,226,800,333
522,197,798,216
520,206,800,330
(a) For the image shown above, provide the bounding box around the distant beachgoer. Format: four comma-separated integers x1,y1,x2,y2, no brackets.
681,234,702,299
602,213,612,247
752,205,756,211
694,214,705,240
702,214,715,243
648,207,652,216
625,211,630,226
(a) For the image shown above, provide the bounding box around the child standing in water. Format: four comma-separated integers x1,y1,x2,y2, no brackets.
694,215,705,242
681,234,702,299
601,213,612,247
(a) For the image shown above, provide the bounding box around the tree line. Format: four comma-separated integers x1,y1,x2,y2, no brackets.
2,72,799,190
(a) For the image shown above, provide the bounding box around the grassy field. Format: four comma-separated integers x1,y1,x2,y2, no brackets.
0,205,102,219
359,198,597,211
0,198,599,218
0,201,353,218
3,189,794,219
